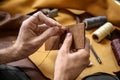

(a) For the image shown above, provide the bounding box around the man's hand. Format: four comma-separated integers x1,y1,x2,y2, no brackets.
14,11,65,59
54,33,90,80
0,12,65,64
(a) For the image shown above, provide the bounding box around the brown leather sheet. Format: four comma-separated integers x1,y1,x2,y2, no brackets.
45,23,85,50
0,11,28,30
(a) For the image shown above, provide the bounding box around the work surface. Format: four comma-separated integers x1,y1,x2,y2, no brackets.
0,27,119,80
78,30,120,79
0,10,119,80
58,11,120,79
29,11,120,79
29,29,120,80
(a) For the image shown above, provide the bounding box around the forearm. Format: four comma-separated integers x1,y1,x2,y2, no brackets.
0,43,25,64
54,64,87,79
54,70,83,80
54,71,69,80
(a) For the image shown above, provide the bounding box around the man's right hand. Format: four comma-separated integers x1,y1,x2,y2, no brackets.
54,33,90,80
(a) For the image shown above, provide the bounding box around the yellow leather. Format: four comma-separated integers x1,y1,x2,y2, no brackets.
0,0,37,15
29,10,120,79
1,0,120,26
33,0,120,27
0,0,84,15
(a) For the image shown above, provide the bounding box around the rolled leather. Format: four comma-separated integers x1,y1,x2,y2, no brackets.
111,38,120,66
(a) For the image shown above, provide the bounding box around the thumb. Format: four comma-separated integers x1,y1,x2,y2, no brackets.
59,33,72,53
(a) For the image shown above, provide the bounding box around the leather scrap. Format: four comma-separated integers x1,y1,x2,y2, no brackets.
45,23,85,50
0,11,29,30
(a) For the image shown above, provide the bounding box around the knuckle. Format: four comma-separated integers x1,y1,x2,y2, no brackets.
80,49,90,57
51,27,59,32
87,59,90,64
59,49,66,53
58,50,66,55
84,53,90,59
85,60,90,66
50,27,55,31
38,11,43,15
22,19,29,26
49,28,55,33
48,18,56,25
83,59,90,66
22,20,27,24
80,49,86,52
33,11,42,17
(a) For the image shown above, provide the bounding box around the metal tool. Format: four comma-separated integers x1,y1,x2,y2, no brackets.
90,44,102,64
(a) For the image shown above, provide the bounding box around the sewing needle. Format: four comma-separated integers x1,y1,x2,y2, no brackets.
90,44,102,64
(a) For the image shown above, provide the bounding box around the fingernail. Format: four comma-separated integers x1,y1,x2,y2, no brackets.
67,33,71,36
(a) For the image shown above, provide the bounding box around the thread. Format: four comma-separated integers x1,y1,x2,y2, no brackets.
92,22,115,42
83,16,107,30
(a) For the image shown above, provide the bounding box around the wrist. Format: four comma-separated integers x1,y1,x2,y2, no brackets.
12,42,25,58
0,42,24,64
13,41,34,59
13,42,23,53
54,73,68,80
54,70,72,80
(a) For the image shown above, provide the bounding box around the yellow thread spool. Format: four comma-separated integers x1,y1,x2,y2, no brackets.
92,22,115,42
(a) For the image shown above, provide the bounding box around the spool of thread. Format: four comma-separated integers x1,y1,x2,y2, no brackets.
83,16,107,30
111,38,120,66
92,22,115,42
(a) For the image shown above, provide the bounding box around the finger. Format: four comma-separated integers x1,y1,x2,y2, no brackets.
25,11,45,25
85,38,90,52
38,24,49,28
60,33,72,53
36,24,66,37
47,17,63,27
26,11,62,27
36,24,50,35
32,27,60,43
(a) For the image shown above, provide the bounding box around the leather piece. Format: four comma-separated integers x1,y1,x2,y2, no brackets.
45,36,60,50
33,0,120,27
45,23,85,50
68,23,85,49
0,0,37,15
7,58,50,80
29,10,120,79
0,11,11,26
82,72,119,80
1,0,120,27
111,38,120,66
0,11,29,30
